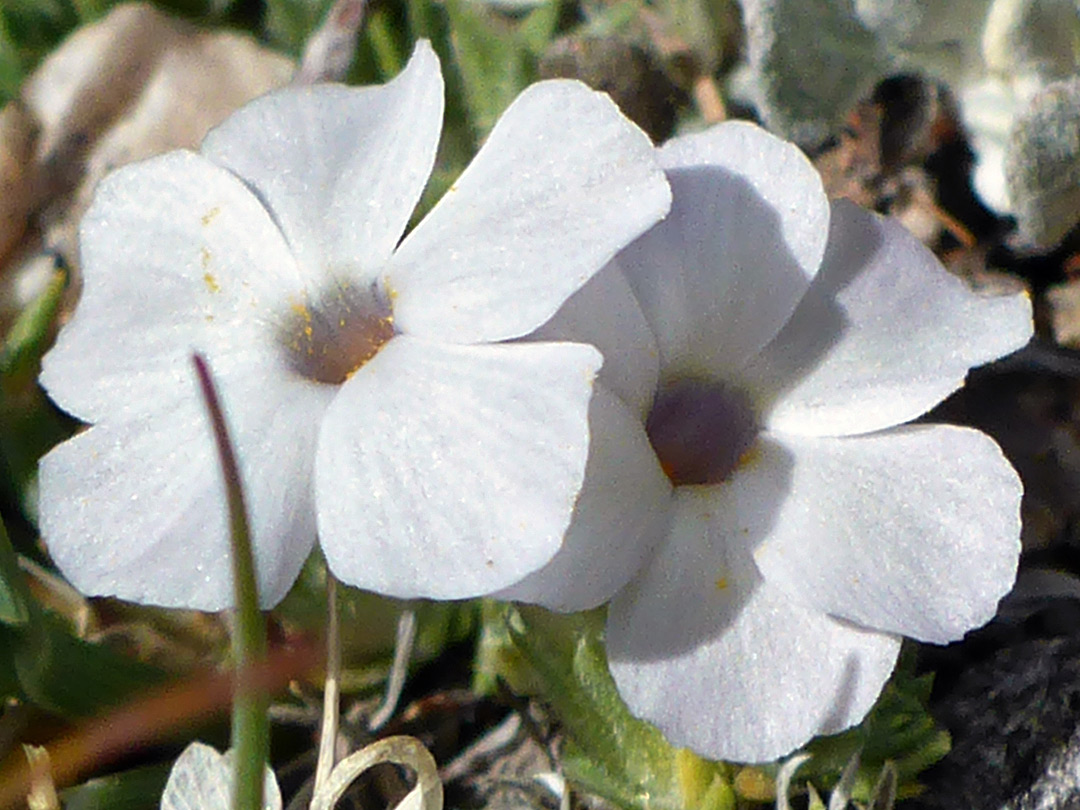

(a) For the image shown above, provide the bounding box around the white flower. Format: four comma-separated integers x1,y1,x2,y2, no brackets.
38,41,671,610
161,743,282,810
499,121,1033,762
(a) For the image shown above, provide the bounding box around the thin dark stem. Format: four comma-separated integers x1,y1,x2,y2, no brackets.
192,353,268,810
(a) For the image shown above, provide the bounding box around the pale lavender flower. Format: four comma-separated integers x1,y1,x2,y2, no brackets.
501,121,1033,762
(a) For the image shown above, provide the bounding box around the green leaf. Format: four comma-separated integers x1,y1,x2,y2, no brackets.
752,657,950,803
13,610,164,716
360,9,407,79
0,516,30,625
443,0,538,137
0,268,65,380
191,354,268,810
1006,76,1080,248
264,0,336,54
483,605,947,808
0,0,77,101
277,551,477,693
517,0,562,57
60,763,172,810
403,0,442,43
487,605,735,810
0,13,26,102
0,266,76,526
3,479,161,720
735,0,888,144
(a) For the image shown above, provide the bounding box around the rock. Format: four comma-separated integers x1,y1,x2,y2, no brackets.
913,633,1080,810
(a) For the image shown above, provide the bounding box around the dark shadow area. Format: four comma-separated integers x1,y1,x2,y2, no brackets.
606,439,795,661
744,199,883,408
816,652,863,738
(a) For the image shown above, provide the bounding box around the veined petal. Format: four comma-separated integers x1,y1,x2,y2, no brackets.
315,336,602,599
39,375,331,610
607,480,901,763
161,742,283,810
201,41,443,284
659,121,830,290
529,264,660,419
40,150,302,424
494,384,672,612
388,80,671,343
753,425,1022,644
746,200,1033,436
615,122,829,379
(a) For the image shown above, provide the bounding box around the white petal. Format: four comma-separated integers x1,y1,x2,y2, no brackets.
388,80,671,343
40,150,302,424
753,425,1022,644
161,742,282,810
201,41,443,283
615,122,830,379
606,464,901,763
746,199,1033,436
316,336,602,599
39,373,330,611
494,384,672,612
659,121,831,279
529,264,659,419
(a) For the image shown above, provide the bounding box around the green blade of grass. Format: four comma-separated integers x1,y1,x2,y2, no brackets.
191,353,267,810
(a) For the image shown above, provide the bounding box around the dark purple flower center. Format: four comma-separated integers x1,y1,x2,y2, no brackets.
645,378,758,486
281,280,395,385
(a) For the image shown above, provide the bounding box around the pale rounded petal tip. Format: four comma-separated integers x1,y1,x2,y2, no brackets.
755,425,1023,645
607,485,901,763
660,120,830,287
616,120,830,377
41,148,301,425
201,38,444,282
161,742,282,810
389,78,671,343
316,337,602,600
750,199,1033,436
39,374,327,612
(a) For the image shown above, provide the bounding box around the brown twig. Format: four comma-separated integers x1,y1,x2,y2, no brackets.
0,639,320,809
294,0,368,85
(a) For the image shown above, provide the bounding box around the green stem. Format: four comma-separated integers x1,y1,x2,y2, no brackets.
192,354,268,810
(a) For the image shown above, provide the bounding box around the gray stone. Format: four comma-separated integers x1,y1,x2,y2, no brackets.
912,633,1080,810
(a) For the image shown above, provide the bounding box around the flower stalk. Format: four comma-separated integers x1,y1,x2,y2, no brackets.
313,571,340,798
